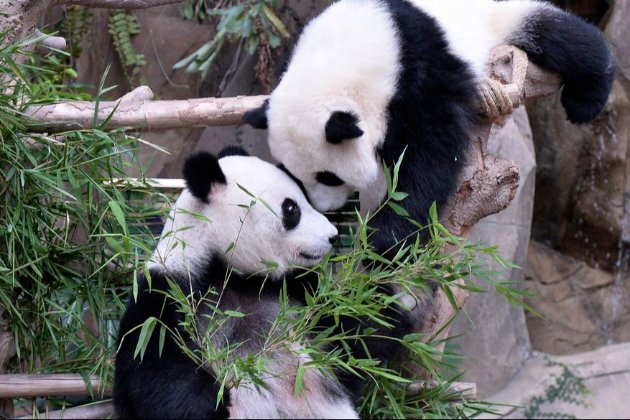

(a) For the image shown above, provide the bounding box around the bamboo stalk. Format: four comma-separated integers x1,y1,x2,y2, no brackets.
0,374,111,398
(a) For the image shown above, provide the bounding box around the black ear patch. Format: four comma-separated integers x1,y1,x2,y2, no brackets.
277,164,308,199
325,111,363,144
242,99,269,129
182,152,226,203
218,146,249,159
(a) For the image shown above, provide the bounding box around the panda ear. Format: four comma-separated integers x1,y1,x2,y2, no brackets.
183,152,226,203
325,111,363,144
242,99,269,129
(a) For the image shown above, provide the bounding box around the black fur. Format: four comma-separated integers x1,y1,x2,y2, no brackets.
507,8,615,124
218,146,250,159
182,152,226,203
113,266,231,419
277,163,309,199
369,0,477,257
325,111,364,144
114,253,413,417
114,257,308,419
281,198,301,231
242,99,269,129
316,171,345,187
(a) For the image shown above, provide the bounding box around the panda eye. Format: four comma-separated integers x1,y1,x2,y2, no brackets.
282,198,301,231
316,171,345,187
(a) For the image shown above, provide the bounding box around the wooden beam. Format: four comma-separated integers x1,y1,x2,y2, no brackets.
25,92,269,133
0,374,111,398
16,402,114,420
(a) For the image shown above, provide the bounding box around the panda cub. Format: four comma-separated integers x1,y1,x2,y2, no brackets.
244,0,615,257
113,148,410,418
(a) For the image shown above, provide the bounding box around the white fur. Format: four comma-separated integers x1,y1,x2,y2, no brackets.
149,155,338,278
267,0,401,211
265,0,550,212
229,347,358,419
412,0,548,76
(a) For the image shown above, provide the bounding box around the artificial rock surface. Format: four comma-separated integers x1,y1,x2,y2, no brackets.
525,240,630,355
485,342,630,419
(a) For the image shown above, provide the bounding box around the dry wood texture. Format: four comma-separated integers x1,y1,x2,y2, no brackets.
0,374,112,398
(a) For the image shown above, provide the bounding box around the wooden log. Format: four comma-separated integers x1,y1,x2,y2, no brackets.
25,92,269,133
0,374,111,398
22,47,561,134
56,0,185,8
16,402,114,420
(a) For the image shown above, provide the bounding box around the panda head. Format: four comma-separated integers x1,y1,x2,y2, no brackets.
152,147,338,279
244,98,388,212
242,0,401,213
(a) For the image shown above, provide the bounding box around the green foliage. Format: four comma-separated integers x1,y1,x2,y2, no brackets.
108,10,145,88
523,360,590,419
0,34,165,388
175,0,289,80
126,153,530,418
58,6,93,60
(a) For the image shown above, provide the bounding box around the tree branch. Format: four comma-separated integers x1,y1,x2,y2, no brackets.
409,46,561,372
25,88,269,132
0,374,111,398
15,402,114,419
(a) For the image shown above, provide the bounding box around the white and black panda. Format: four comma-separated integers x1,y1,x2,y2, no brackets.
113,148,411,419
244,0,615,257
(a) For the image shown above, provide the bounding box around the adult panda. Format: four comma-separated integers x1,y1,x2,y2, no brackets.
244,0,615,257
113,148,411,418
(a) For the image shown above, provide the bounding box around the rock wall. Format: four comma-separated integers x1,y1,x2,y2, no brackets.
524,1,630,354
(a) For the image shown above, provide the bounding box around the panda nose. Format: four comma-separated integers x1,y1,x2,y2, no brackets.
329,235,339,245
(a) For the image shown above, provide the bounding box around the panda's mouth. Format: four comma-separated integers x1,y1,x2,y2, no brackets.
299,252,323,260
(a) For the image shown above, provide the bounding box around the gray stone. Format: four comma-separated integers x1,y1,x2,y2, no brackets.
449,106,534,397
527,81,630,271
484,342,630,419
607,1,630,90
524,240,630,355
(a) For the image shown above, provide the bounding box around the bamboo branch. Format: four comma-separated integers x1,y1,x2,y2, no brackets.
0,374,111,398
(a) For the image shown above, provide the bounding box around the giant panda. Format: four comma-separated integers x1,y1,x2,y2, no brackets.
244,0,615,257
113,148,412,418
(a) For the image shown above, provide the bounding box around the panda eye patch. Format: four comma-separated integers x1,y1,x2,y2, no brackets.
316,171,345,187
282,198,301,231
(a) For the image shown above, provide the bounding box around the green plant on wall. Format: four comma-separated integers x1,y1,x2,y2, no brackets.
58,5,93,61
524,360,590,419
108,10,146,88
176,0,290,90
